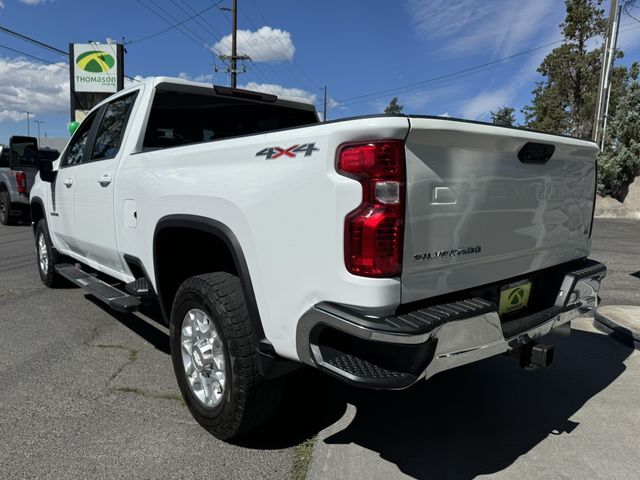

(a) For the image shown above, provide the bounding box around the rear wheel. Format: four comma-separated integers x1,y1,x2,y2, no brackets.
0,188,14,225
35,219,65,287
170,272,283,440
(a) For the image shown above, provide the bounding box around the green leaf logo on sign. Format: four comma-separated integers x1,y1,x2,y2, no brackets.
76,51,115,73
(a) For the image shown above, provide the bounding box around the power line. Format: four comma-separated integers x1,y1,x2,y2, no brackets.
0,25,66,56
0,24,140,83
237,5,316,91
217,6,280,86
245,0,319,89
0,42,68,69
173,0,226,38
335,23,640,108
135,0,211,50
623,0,640,24
167,0,271,85
128,2,222,45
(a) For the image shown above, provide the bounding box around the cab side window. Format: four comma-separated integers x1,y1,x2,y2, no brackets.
92,92,138,161
61,113,97,167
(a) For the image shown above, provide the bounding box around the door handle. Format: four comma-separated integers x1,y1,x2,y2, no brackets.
97,174,112,187
63,177,73,188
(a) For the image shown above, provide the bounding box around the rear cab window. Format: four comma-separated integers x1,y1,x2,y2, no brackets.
142,86,318,150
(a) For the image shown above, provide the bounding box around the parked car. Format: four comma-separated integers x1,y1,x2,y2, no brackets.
26,77,606,440
0,142,59,225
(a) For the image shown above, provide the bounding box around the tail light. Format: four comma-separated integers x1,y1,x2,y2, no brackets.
337,140,405,277
15,171,27,194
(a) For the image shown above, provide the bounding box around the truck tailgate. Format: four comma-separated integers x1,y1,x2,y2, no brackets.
402,117,599,304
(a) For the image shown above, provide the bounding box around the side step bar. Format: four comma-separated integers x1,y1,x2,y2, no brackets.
55,263,141,313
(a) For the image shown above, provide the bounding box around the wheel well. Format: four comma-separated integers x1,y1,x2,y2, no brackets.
30,200,44,231
154,227,237,317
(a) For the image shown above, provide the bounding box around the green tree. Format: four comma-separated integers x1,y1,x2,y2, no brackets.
598,62,640,198
384,97,404,114
490,106,516,127
523,0,613,138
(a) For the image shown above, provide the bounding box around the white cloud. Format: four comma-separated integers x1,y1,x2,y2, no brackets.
0,110,26,122
20,0,47,4
178,72,214,83
240,82,315,104
460,89,513,120
212,26,295,62
408,0,558,58
0,57,69,123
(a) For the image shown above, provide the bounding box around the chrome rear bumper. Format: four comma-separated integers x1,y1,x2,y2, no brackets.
296,260,606,388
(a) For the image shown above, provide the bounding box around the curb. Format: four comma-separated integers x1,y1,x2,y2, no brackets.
593,305,640,350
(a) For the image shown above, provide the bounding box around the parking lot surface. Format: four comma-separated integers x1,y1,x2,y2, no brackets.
1,219,639,480
0,223,301,479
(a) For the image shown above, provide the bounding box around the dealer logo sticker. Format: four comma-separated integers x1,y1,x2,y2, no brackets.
76,51,115,73
508,287,526,306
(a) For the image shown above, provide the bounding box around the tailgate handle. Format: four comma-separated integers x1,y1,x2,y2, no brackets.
518,142,555,164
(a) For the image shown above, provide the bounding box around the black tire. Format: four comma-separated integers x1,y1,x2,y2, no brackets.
0,188,14,225
170,272,283,441
35,219,65,287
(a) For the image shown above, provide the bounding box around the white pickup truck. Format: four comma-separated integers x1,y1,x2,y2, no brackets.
26,77,606,440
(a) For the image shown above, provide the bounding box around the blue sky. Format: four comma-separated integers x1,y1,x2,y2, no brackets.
1,0,639,143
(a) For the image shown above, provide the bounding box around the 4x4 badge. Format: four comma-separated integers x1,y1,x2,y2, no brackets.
256,143,319,160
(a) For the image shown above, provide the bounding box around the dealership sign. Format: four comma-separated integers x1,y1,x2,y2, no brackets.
69,41,124,120
71,43,119,93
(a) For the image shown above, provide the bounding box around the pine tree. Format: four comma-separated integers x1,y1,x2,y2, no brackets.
598,62,640,198
384,97,404,115
523,0,612,138
490,107,516,127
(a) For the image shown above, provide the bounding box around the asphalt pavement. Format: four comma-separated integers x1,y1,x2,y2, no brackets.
0,222,304,479
307,218,640,480
1,219,639,480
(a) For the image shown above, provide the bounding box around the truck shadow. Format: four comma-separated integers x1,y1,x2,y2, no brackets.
84,294,634,475
313,327,634,479
86,297,171,355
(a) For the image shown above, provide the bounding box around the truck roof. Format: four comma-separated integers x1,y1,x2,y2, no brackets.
122,76,317,112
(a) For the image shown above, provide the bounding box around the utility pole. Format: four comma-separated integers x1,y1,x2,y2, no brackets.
593,0,621,149
323,86,327,122
34,120,45,144
23,111,32,136
231,0,238,88
218,0,251,88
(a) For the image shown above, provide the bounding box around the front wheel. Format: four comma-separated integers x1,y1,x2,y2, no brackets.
35,219,65,287
170,272,283,440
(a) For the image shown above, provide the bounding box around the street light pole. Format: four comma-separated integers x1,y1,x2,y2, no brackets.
34,120,45,144
23,111,32,136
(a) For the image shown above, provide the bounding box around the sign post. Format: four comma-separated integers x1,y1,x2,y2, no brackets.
69,41,124,122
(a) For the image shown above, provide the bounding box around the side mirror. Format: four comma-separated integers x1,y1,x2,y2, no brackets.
9,136,39,171
38,157,57,183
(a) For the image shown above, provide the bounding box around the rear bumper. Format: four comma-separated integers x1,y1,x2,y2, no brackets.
296,259,606,389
